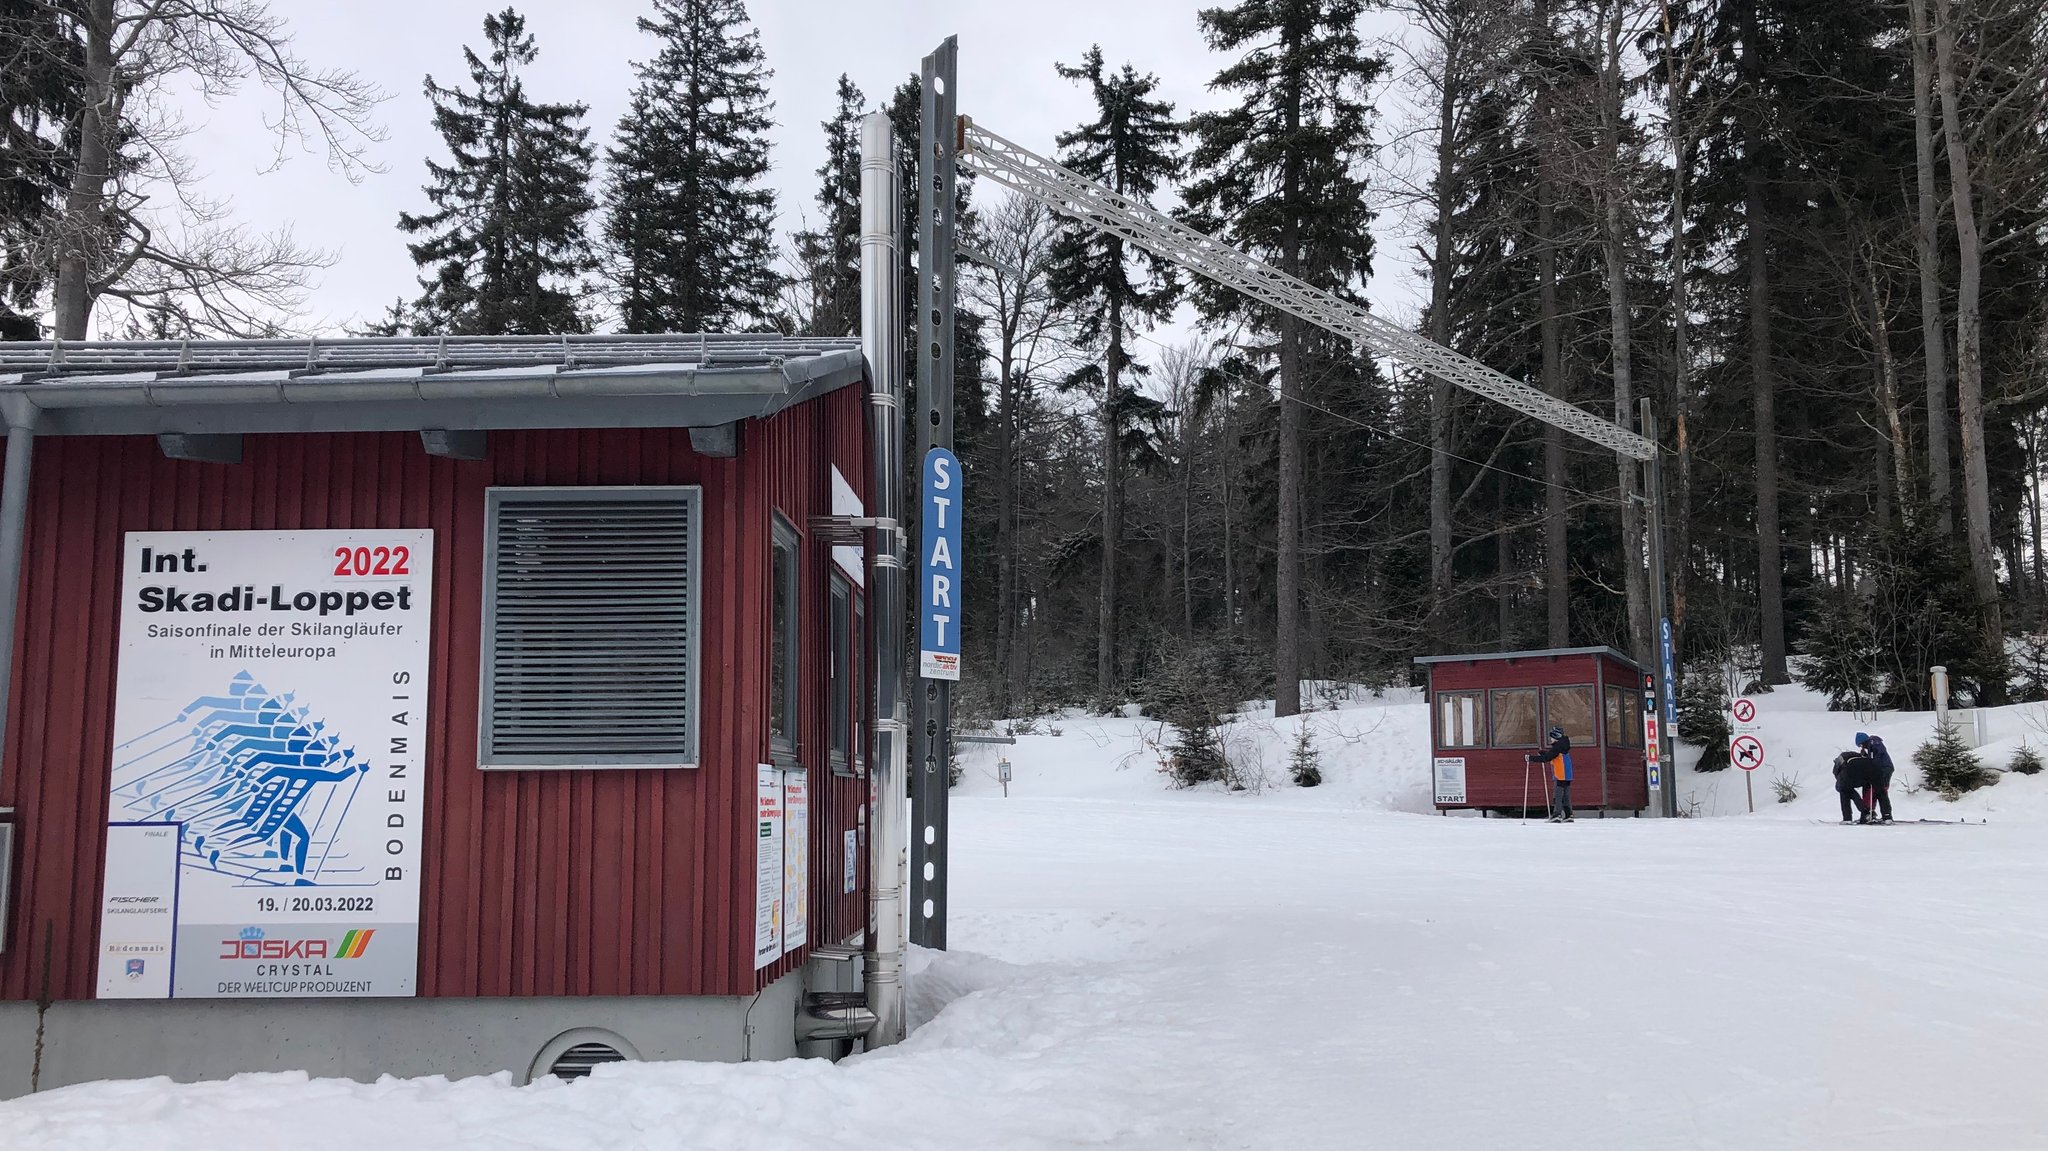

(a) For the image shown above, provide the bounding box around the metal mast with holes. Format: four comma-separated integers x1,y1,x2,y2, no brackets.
947,106,1679,818
910,37,960,950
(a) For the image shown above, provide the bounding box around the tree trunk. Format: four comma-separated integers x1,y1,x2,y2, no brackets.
1909,0,1954,535
54,0,117,340
1498,476,1515,647
1662,0,1693,692
993,341,1018,718
1427,25,1461,650
1865,258,1912,524
1932,0,2005,701
1274,49,1305,720
1600,0,1648,662
1098,292,1123,706
1744,0,1789,685
1538,129,1569,648
1276,311,1304,716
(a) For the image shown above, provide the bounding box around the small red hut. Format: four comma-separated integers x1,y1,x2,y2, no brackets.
1415,647,1651,816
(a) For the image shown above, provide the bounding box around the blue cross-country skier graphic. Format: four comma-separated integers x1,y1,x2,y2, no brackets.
112,671,369,885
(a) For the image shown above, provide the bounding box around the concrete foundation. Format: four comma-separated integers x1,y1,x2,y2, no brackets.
0,967,806,1099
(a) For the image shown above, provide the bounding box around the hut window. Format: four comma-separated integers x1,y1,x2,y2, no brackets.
1436,691,1482,749
1604,685,1644,748
1490,687,1541,747
1543,685,1596,746
770,515,800,759
829,571,853,774
479,486,700,769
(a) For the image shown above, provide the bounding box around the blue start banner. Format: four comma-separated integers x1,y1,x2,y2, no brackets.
920,448,962,681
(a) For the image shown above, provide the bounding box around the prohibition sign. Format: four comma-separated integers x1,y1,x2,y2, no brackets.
1731,734,1765,771
1731,698,1757,724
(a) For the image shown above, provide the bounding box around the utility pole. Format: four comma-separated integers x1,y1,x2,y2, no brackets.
1641,398,1677,817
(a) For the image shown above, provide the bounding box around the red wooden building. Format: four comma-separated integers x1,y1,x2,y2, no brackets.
1415,647,1651,815
0,334,882,1095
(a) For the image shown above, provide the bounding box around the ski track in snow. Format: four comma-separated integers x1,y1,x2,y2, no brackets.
8,685,2048,1149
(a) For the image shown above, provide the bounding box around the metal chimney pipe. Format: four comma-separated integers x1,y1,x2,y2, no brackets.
859,111,908,1048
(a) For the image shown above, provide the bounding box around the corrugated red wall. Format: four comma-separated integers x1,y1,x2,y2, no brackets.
0,383,869,1002
1424,653,1650,811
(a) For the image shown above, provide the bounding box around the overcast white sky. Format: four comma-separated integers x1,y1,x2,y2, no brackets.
168,0,1426,341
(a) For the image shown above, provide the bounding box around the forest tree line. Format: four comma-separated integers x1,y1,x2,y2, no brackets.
3,0,2045,727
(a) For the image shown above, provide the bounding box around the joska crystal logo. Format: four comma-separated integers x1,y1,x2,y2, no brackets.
218,925,374,961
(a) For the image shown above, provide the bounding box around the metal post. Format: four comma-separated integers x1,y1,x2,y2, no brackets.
910,36,958,952
858,113,908,1047
0,410,37,798
1640,398,1677,817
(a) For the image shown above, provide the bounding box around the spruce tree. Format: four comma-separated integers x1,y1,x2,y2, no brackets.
604,0,781,333
1048,46,1181,706
792,75,866,338
0,0,79,339
1182,0,1385,718
399,8,595,336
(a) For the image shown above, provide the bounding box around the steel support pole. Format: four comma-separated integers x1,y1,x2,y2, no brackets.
859,113,907,1046
909,36,958,952
1641,398,1677,817
0,411,36,799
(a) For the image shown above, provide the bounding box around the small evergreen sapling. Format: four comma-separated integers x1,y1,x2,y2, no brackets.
1913,722,1992,799
2009,744,2044,776
1289,724,1322,788
1677,673,1731,771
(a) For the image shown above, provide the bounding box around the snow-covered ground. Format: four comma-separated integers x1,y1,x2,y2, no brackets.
10,686,2048,1149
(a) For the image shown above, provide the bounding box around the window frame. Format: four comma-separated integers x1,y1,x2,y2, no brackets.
769,513,801,763
1541,684,1597,747
478,484,702,771
1488,686,1543,749
1435,689,1485,750
1604,685,1644,749
828,569,855,776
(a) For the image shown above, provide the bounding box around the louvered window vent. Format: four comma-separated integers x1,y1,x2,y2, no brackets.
480,487,701,769
548,1041,628,1080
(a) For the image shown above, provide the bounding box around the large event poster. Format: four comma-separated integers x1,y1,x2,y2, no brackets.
97,530,432,999
783,769,808,955
755,765,785,967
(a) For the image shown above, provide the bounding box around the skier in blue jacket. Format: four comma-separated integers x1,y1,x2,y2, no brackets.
1855,732,1895,824
1527,727,1574,822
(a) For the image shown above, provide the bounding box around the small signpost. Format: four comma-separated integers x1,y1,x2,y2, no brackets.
998,756,1013,797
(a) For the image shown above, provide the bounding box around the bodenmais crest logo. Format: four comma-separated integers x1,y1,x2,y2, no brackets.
218,925,376,960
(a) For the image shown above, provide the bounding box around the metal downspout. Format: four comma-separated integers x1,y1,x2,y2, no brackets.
0,407,35,800
859,112,908,1048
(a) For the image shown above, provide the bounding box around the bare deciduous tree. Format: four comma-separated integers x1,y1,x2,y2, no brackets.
30,0,385,338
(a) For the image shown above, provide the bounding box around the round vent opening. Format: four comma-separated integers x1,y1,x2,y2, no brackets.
529,1027,642,1085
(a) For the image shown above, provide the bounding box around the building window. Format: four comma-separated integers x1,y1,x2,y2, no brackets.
770,515,799,760
1490,687,1541,747
1436,690,1483,749
829,571,853,775
1543,685,1596,746
1604,685,1644,748
479,486,700,769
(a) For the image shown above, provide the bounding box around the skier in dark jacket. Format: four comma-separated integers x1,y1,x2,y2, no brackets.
1855,733,1895,823
1528,727,1574,822
1832,749,1877,823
